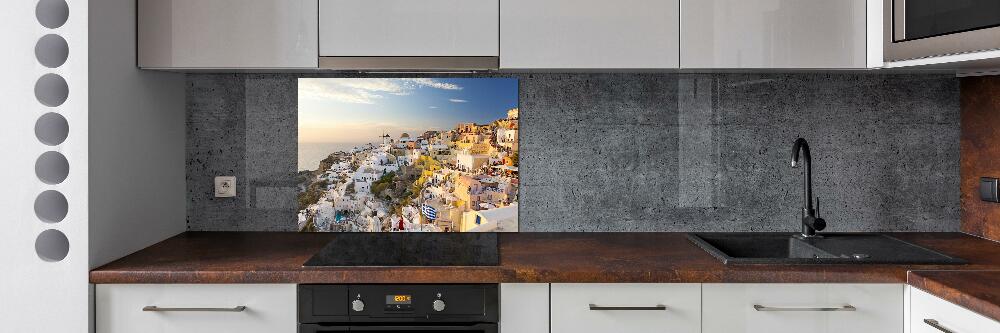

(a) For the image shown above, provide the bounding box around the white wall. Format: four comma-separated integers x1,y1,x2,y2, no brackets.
1,0,185,331
0,0,90,331
88,0,186,269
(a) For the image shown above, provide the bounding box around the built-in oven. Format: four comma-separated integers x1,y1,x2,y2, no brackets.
884,0,1000,61
298,284,498,333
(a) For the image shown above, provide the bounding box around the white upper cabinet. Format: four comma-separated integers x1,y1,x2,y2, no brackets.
138,0,318,69
501,0,680,69
133,0,884,70
319,0,500,57
680,0,872,69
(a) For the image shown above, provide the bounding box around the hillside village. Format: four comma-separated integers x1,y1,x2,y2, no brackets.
298,108,519,232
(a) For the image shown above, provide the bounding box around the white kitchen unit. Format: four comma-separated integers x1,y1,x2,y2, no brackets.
551,283,701,333
702,283,904,333
0,0,90,331
500,283,549,333
680,0,876,69
96,284,297,333
909,286,1000,333
500,0,680,69
319,0,499,69
137,0,319,69
3,0,186,331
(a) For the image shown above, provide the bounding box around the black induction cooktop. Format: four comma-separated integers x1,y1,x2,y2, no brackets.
303,233,499,266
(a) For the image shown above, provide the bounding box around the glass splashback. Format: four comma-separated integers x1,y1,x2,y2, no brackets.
297,78,519,233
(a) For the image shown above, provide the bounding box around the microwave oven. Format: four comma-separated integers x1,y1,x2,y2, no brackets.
884,0,1000,62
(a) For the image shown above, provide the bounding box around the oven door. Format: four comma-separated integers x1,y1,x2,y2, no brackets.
300,323,498,333
885,0,1000,61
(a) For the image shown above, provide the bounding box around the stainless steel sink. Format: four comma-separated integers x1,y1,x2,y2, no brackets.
687,233,966,265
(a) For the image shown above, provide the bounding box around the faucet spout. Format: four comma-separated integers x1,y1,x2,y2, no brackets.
791,138,812,211
791,138,825,237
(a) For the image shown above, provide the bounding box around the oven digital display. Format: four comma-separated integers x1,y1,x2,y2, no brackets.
386,295,412,305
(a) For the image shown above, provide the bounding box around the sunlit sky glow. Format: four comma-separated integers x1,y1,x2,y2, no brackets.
299,78,518,143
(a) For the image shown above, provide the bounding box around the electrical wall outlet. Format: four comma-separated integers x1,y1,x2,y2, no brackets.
981,177,999,202
215,176,236,198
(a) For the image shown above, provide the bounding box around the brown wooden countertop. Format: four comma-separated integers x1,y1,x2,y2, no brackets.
908,270,1000,322
91,232,1000,285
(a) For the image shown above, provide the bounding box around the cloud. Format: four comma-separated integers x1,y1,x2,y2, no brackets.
299,79,382,104
337,78,406,93
403,78,462,90
449,99,468,103
428,106,438,109
299,78,463,104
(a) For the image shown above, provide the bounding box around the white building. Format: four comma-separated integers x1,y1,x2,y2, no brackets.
462,204,518,232
497,127,517,149
399,133,414,143
456,149,489,171
311,202,338,231
352,165,381,193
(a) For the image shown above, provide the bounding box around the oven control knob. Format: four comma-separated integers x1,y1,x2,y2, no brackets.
432,299,446,312
351,299,365,312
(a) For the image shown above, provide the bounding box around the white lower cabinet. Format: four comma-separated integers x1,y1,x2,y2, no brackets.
910,287,1000,333
551,283,701,333
500,283,549,333
94,282,998,333
96,284,297,333
702,283,904,333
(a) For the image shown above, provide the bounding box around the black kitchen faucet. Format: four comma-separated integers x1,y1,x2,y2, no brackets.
791,138,826,238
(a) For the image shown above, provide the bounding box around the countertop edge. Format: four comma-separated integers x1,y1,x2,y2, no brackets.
907,270,1000,323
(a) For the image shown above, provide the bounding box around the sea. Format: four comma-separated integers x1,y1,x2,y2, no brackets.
298,141,373,171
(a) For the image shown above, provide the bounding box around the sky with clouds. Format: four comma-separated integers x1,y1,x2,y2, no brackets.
299,78,518,144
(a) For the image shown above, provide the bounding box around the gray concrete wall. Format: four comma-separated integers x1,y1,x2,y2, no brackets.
186,73,960,232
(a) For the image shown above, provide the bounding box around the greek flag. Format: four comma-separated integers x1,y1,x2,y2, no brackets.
421,204,438,220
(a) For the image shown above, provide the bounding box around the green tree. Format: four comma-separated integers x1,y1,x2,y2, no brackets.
370,172,396,196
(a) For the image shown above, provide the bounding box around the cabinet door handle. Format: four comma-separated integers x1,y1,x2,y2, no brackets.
142,306,247,312
753,304,856,312
589,304,667,311
923,319,956,333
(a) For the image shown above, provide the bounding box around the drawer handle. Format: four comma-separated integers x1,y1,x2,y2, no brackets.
923,319,955,333
589,304,667,311
753,304,856,312
142,306,247,312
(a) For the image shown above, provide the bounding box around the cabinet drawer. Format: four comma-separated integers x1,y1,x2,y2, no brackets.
551,283,700,333
96,284,296,333
910,287,1000,333
703,283,903,333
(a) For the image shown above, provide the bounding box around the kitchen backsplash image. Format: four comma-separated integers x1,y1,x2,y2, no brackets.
296,78,519,233
186,73,959,233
